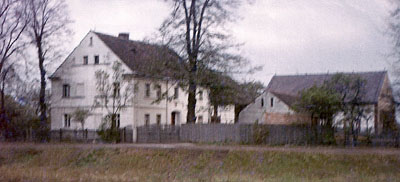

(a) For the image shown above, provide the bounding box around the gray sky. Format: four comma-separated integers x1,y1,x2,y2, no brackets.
65,0,395,85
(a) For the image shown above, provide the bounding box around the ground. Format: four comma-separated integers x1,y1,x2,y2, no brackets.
0,143,400,182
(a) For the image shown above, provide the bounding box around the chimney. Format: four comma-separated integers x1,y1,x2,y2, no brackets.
118,33,129,40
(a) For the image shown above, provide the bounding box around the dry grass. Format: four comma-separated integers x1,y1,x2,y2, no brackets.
0,144,399,181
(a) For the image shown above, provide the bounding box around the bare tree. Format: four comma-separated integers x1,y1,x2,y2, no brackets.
25,0,72,141
94,61,133,142
0,0,29,138
72,108,90,130
157,0,257,123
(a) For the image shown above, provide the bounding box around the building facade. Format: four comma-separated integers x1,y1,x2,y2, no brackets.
49,31,235,138
238,72,395,134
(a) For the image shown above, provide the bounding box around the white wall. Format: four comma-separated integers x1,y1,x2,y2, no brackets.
50,31,134,130
50,31,236,134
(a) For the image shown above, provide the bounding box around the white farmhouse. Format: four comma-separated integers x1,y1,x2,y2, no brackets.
238,72,395,134
49,31,235,137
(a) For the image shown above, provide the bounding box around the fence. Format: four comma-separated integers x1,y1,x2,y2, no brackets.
137,125,180,143
137,124,330,145
46,124,400,146
50,127,133,143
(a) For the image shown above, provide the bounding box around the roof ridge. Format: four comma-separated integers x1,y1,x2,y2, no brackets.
93,31,157,47
272,71,387,77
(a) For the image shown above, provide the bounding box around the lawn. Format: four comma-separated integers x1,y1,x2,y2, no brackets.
0,144,399,182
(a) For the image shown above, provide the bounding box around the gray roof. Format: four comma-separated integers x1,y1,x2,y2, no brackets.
94,32,181,78
266,71,388,105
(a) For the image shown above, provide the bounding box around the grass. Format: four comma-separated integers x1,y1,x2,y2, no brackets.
0,145,399,181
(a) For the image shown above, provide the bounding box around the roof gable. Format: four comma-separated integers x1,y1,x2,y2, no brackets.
266,71,388,104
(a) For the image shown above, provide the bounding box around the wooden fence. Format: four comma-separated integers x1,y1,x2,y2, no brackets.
50,127,133,143
137,124,330,145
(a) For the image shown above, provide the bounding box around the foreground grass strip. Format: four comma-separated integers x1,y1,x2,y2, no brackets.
0,145,399,182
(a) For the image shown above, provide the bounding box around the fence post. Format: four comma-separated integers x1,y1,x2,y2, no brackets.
123,127,126,143
59,128,62,142
85,129,88,142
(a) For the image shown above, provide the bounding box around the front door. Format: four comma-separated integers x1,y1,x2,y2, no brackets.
171,112,176,126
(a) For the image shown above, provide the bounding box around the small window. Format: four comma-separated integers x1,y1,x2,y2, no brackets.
156,85,161,99
116,114,120,128
89,37,93,46
198,115,203,123
145,114,150,125
83,56,88,65
198,90,203,100
145,83,150,97
64,114,71,128
113,82,120,97
271,97,274,107
261,98,264,107
94,55,99,64
174,87,179,99
62,84,70,98
156,114,161,125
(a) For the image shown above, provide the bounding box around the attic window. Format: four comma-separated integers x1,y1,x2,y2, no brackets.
270,97,274,107
89,37,93,46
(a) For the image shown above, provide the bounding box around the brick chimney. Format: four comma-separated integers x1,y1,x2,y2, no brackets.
118,33,129,40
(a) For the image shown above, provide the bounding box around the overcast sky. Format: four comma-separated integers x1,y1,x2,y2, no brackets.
65,0,395,85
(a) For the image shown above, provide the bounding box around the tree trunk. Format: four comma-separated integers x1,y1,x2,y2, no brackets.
187,84,197,123
186,58,197,123
36,39,48,142
0,84,6,138
212,104,219,123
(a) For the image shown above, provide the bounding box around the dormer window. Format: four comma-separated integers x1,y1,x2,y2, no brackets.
94,55,99,64
83,56,88,65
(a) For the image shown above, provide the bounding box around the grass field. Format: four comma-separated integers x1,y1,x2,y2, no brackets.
0,144,400,182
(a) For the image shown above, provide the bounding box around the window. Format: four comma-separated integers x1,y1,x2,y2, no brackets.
145,114,150,126
62,84,70,98
94,55,99,64
197,115,203,123
270,97,274,107
261,98,264,107
83,56,88,65
174,87,179,99
156,85,161,99
64,114,71,128
145,83,150,97
89,37,93,46
198,90,203,100
116,114,120,128
113,82,120,97
156,114,161,125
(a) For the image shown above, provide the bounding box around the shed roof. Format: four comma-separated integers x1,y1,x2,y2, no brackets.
266,71,387,105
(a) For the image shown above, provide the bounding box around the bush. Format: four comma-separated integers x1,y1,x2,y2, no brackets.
252,122,269,145
97,116,120,143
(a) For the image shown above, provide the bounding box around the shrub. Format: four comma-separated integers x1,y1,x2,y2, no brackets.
252,122,269,145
